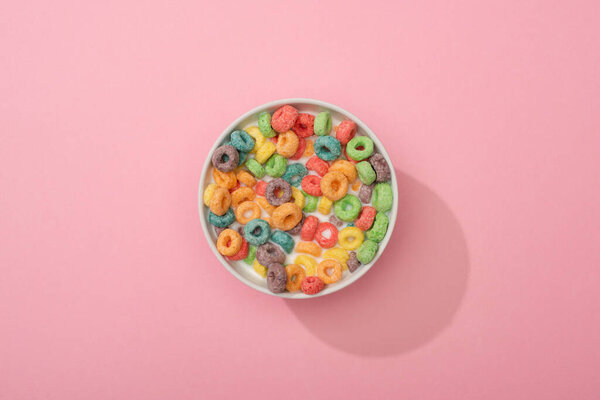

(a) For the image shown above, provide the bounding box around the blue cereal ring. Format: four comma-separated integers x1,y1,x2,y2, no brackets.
230,130,255,152
238,150,247,166
282,163,308,187
208,208,235,228
244,218,271,246
314,136,341,161
270,230,295,253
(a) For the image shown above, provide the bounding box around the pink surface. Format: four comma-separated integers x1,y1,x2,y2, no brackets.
1,1,599,399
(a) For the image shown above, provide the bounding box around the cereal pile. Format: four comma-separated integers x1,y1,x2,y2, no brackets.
203,105,393,295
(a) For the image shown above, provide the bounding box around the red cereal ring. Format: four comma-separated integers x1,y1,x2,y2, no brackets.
255,180,267,196
301,175,322,196
301,276,324,295
269,136,278,144
229,181,241,193
355,206,376,231
306,156,329,177
315,222,338,249
336,121,357,145
292,113,315,138
300,215,319,241
271,105,299,133
226,237,249,261
289,136,307,160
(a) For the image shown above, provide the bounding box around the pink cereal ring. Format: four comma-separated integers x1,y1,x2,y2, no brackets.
300,215,319,241
306,156,329,177
336,121,357,145
301,175,322,196
292,113,315,138
315,222,338,249
355,206,376,231
271,105,299,133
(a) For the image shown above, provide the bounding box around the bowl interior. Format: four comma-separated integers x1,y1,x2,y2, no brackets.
199,99,398,298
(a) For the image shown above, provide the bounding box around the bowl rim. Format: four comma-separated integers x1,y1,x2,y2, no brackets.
198,98,398,299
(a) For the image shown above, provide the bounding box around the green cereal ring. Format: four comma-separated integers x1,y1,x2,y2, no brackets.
302,190,318,212
356,161,376,185
334,194,362,222
346,136,374,161
265,154,287,177
230,130,255,152
282,163,308,187
314,111,332,136
372,182,393,212
243,245,257,265
356,240,378,264
314,136,341,161
208,208,235,228
270,230,295,253
246,158,266,179
258,111,276,138
366,212,389,242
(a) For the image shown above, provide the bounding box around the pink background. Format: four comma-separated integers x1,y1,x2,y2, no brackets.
1,1,599,399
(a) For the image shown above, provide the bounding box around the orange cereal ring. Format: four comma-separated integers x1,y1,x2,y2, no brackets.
286,264,306,292
235,201,261,224
304,140,314,157
295,241,322,257
317,259,343,284
216,229,242,256
351,179,361,191
257,197,275,215
276,130,299,158
272,202,302,231
320,171,349,201
330,160,357,183
236,170,256,187
209,186,231,216
231,186,256,208
213,169,237,189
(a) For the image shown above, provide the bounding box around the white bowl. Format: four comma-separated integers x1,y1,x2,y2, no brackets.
198,98,398,299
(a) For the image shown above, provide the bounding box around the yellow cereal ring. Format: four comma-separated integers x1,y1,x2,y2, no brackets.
338,227,364,251
276,130,299,158
290,187,305,209
295,241,322,257
320,171,349,201
213,169,237,189
235,201,261,224
304,140,314,157
236,170,257,187
255,141,276,164
217,229,242,256
203,183,218,206
330,160,357,183
286,264,306,292
322,247,350,270
253,259,268,277
272,202,303,230
231,186,256,208
318,196,333,215
317,259,343,284
257,197,275,215
209,186,232,216
244,126,266,153
295,255,317,276
351,179,361,191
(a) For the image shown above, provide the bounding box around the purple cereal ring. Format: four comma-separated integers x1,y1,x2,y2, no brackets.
328,214,345,228
214,226,225,236
267,262,287,293
212,145,239,172
286,214,305,235
265,178,292,206
347,251,361,273
358,184,374,203
256,242,286,266
369,154,391,182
